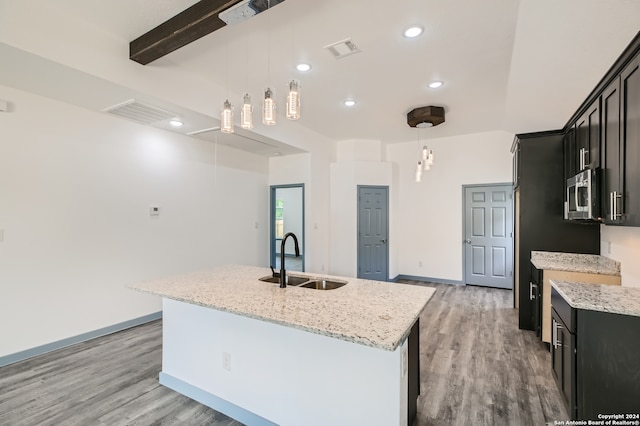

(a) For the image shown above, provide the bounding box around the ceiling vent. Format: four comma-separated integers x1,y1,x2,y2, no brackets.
218,0,285,25
218,0,256,25
104,99,176,125
324,38,362,59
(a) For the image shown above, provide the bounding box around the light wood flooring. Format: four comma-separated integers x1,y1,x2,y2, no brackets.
0,281,566,426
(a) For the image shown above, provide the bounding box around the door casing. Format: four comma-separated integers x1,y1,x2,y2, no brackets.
270,184,305,272
462,182,514,289
357,185,389,281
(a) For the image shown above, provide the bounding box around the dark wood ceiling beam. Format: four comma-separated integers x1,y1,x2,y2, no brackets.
130,0,242,65
130,0,285,65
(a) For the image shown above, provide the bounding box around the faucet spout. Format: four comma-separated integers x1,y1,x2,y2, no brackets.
280,232,300,288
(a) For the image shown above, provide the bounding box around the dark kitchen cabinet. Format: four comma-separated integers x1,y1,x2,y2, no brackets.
563,128,577,185
574,100,600,171
621,53,640,226
551,305,575,418
529,265,542,337
601,75,622,223
601,51,640,225
551,287,640,420
512,132,599,330
565,32,640,227
407,319,419,426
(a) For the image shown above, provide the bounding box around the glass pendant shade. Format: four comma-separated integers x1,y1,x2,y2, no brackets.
428,150,435,165
422,146,428,162
263,88,276,126
221,99,234,134
241,94,253,129
415,161,423,183
286,80,300,120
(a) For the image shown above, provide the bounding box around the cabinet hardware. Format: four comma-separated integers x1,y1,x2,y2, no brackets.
611,191,623,220
529,282,534,301
552,318,564,349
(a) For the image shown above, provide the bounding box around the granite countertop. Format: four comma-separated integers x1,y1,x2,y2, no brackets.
531,251,621,276
551,280,640,317
128,264,435,352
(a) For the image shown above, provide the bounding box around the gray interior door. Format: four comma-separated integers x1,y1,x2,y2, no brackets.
464,184,513,289
357,186,389,281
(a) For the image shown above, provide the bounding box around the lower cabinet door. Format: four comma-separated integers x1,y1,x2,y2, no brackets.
551,316,563,393
551,311,576,418
560,326,576,418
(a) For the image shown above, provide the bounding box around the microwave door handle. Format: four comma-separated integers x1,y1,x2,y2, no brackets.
575,183,580,213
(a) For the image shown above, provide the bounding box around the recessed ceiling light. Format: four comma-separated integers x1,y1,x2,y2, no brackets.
169,119,184,127
403,25,424,38
428,81,444,89
296,63,311,72
344,99,356,107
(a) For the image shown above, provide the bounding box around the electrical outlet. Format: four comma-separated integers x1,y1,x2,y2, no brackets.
607,241,612,254
418,260,423,267
222,352,231,372
150,206,161,216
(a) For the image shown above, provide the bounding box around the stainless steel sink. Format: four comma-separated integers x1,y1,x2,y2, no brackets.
258,275,308,286
299,279,347,290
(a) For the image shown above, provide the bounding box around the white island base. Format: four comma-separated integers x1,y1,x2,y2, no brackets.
160,298,410,426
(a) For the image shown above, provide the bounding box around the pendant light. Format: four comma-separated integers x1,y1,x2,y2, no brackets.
263,88,276,125
415,161,423,183
286,80,300,120
241,94,253,129
263,0,276,126
241,34,253,130
221,99,234,134
220,42,234,134
422,146,431,171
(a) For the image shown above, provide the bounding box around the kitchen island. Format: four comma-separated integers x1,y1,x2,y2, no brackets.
129,265,435,426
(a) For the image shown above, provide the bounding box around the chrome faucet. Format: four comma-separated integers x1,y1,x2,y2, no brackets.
280,232,300,288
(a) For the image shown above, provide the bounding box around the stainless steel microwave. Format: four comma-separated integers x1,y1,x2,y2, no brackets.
566,169,599,220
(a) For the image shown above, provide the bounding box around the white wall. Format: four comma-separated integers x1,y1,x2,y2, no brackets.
0,86,269,357
270,144,334,275
329,139,395,278
601,225,640,288
386,131,514,282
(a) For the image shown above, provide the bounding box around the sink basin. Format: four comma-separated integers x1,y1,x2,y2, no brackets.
258,275,308,286
299,279,347,290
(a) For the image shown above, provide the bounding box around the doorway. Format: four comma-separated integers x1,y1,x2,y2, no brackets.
463,183,513,289
357,186,389,281
270,184,305,272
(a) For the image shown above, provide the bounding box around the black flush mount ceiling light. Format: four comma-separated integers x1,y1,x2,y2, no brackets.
407,106,444,182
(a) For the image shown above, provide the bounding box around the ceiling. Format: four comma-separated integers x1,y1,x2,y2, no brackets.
2,0,640,148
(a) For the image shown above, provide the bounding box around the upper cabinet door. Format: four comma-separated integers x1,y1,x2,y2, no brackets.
563,129,577,184
575,100,601,171
621,54,640,226
601,77,622,224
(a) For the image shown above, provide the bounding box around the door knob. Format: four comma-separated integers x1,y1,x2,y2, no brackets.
464,239,471,244
381,239,387,244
